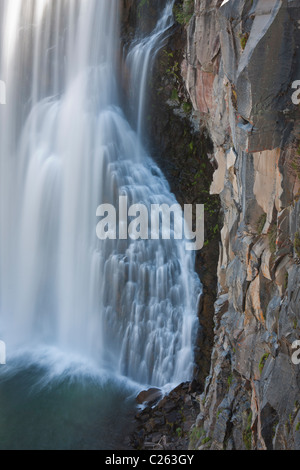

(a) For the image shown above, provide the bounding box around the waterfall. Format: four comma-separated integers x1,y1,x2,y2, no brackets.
0,0,201,389
126,1,175,140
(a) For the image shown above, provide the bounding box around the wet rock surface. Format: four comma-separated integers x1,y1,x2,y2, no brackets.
136,389,163,408
129,383,200,450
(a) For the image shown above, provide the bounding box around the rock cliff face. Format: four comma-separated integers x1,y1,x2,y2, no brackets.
183,0,300,450
122,0,300,451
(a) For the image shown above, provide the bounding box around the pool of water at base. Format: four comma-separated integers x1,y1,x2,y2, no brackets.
0,347,141,450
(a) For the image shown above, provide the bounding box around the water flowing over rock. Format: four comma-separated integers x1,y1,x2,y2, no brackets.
0,0,201,418
2,0,299,452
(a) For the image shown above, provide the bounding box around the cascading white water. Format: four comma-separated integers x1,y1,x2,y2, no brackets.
126,1,175,140
0,0,201,389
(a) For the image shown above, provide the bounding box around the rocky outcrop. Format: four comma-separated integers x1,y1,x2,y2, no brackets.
130,383,200,450
183,0,300,450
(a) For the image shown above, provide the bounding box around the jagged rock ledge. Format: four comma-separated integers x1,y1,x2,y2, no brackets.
128,383,199,450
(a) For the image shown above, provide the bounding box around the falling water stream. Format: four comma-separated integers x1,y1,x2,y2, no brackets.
0,0,201,449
